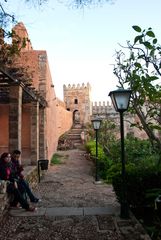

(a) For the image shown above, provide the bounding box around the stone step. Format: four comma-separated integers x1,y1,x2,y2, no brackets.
72,124,82,129
73,142,82,147
70,129,82,133
68,132,82,136
58,124,84,149
73,139,82,142
68,138,81,143
66,137,81,142
68,133,81,138
9,206,120,217
67,138,82,143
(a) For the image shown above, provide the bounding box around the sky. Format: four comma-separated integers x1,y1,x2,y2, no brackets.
5,0,161,102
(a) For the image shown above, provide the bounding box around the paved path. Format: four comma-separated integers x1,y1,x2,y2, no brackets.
0,149,151,240
34,149,119,208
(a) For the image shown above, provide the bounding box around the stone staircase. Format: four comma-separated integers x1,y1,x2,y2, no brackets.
58,123,84,150
67,123,83,147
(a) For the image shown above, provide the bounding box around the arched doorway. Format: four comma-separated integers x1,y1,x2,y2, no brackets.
73,110,80,124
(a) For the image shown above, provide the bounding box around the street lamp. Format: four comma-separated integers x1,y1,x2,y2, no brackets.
91,117,102,182
109,88,132,219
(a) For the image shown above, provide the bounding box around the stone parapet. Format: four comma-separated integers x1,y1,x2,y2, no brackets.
92,101,115,115
63,82,91,90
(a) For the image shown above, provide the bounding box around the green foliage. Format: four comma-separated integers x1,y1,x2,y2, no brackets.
0,1,48,29
113,25,161,152
145,188,161,206
112,164,161,208
124,135,159,166
84,122,95,140
105,163,121,182
50,153,63,165
99,119,118,145
86,134,160,183
103,133,159,166
85,140,95,153
105,134,160,185
132,25,142,32
85,132,161,238
71,0,114,9
97,119,121,162
85,140,112,179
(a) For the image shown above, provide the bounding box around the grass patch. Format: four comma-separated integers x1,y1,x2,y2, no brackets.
50,153,63,165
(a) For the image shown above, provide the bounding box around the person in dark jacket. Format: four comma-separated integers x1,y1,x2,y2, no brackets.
0,152,36,211
11,150,40,203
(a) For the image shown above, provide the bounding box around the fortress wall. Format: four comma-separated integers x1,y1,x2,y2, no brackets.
92,101,115,115
56,98,73,138
92,101,148,139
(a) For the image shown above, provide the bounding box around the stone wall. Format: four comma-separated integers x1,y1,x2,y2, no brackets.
92,101,112,115
56,98,73,138
92,101,148,139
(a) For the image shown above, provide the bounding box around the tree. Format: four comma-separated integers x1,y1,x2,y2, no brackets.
72,0,113,8
0,1,48,30
113,25,161,155
0,0,112,62
0,0,48,65
0,0,113,32
99,119,118,156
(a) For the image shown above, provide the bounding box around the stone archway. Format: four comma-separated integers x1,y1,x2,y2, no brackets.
73,110,80,124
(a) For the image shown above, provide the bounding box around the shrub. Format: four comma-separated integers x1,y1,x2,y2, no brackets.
112,164,161,208
85,140,112,179
85,141,95,153
104,135,159,166
51,153,63,165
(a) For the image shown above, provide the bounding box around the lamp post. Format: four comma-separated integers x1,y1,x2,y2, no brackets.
109,88,132,219
91,117,102,182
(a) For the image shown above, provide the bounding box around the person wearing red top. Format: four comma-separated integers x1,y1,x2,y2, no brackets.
0,152,36,212
11,150,41,203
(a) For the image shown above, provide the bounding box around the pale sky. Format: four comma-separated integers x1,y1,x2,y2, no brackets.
6,0,161,102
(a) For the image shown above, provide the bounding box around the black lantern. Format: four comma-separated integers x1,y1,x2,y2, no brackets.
92,118,101,130
109,89,132,112
91,117,102,182
109,88,132,219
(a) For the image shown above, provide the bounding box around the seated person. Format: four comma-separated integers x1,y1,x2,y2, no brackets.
11,150,41,203
0,152,36,211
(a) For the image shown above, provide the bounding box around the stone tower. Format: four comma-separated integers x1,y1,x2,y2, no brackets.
63,83,92,126
12,22,33,51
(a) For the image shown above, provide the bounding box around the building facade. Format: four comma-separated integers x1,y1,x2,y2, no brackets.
0,22,73,164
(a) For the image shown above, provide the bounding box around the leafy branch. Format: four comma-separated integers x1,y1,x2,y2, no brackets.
113,25,161,156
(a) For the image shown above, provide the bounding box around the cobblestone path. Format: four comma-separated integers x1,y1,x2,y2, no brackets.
0,149,151,240
36,149,118,208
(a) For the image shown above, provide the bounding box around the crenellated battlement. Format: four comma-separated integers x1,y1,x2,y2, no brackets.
92,101,116,115
63,82,91,90
92,101,111,107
